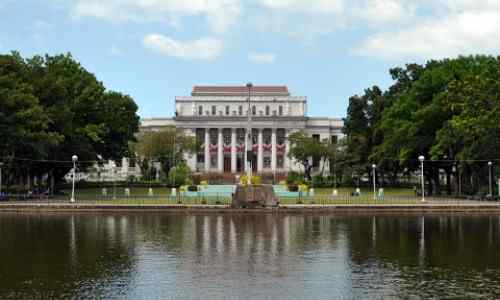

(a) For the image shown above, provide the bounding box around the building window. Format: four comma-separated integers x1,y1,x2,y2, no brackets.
223,129,231,145
279,105,283,116
263,156,271,168
198,105,203,116
225,105,230,115
238,105,243,115
129,159,136,168
210,155,217,168
252,105,256,115
265,105,270,116
312,134,320,141
209,129,218,145
197,153,204,163
331,135,338,144
211,105,216,115
277,155,284,168
115,160,122,168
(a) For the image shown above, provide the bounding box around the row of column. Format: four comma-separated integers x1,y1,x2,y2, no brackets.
203,128,290,173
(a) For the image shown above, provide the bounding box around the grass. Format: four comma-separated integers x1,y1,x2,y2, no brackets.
48,186,423,206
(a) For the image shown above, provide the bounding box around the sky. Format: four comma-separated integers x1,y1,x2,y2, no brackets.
2,0,500,119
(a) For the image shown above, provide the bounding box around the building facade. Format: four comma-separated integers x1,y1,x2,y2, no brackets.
141,85,343,176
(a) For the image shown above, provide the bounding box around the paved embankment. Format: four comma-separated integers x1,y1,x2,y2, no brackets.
2,201,500,213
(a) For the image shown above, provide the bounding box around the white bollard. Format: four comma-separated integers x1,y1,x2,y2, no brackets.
378,188,384,199
332,189,338,197
102,188,107,196
170,188,177,197
356,188,361,196
148,188,154,197
309,188,315,197
124,188,130,197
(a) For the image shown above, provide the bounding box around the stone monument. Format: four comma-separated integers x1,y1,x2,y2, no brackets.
232,185,278,208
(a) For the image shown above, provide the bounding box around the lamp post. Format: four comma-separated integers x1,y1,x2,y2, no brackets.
0,162,4,196
113,166,117,200
488,161,493,197
70,155,78,203
246,82,253,185
372,164,377,200
419,155,425,202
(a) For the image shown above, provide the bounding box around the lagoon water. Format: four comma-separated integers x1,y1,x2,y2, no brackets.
1,212,500,299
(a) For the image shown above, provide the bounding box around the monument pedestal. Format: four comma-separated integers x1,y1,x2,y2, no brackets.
232,185,278,208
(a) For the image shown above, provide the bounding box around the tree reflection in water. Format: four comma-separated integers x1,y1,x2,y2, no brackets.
1,212,500,299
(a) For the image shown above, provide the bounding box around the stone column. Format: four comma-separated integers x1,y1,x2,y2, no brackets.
231,128,237,173
218,128,223,172
204,128,210,172
271,129,277,172
257,129,263,173
284,130,291,171
244,128,249,173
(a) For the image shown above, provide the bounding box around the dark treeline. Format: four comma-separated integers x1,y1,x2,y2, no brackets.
0,52,139,192
343,55,500,196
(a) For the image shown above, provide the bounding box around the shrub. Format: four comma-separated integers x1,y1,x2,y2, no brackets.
127,175,138,183
286,171,302,184
239,175,262,185
279,180,287,186
168,163,190,187
200,180,208,186
299,184,309,192
207,172,223,184
190,175,202,185
312,175,323,187
288,183,299,192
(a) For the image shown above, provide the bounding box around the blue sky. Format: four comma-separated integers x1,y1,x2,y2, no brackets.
2,1,500,118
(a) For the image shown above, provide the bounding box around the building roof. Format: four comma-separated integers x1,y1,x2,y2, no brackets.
192,85,290,96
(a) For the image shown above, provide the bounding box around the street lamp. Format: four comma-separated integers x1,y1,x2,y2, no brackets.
419,155,425,202
0,162,4,196
488,161,493,197
246,82,253,185
70,155,78,203
372,164,377,200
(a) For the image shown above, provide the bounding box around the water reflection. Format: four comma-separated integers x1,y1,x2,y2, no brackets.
1,213,500,299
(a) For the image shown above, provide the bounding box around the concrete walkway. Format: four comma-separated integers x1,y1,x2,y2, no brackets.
1,200,500,213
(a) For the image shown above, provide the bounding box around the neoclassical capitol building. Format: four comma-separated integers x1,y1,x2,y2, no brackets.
140,85,344,176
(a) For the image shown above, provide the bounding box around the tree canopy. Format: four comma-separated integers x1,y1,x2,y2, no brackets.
134,127,197,179
342,55,500,195
0,52,139,189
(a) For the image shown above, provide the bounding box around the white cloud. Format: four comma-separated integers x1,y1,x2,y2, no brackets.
260,0,344,14
71,0,240,33
254,0,416,42
108,45,124,57
248,52,276,63
357,4,500,60
143,34,223,60
354,0,415,25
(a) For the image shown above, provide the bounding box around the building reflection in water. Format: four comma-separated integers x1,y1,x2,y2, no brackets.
2,213,500,299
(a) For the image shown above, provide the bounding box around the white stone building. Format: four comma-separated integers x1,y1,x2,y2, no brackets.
140,85,344,176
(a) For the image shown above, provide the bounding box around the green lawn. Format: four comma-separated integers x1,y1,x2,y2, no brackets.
53,186,419,205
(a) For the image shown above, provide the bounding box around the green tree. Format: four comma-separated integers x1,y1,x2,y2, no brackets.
135,127,196,179
287,131,329,180
0,52,140,190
